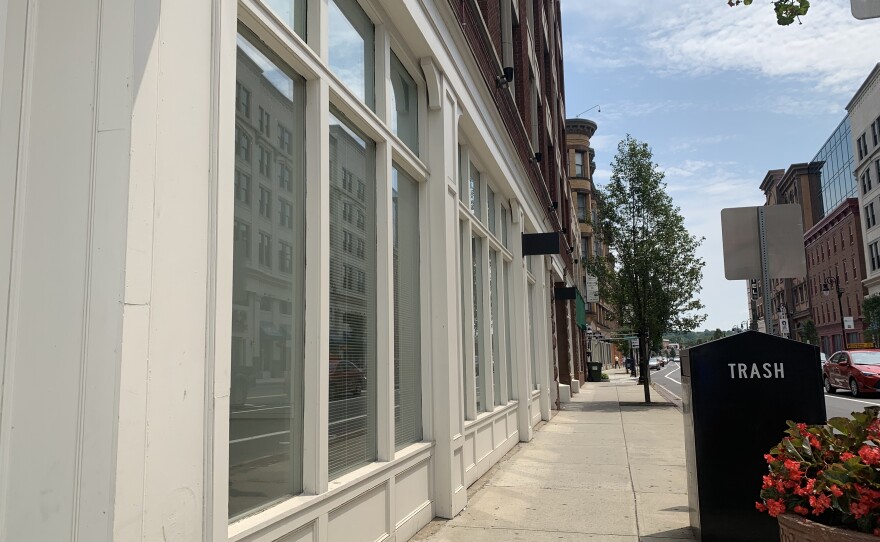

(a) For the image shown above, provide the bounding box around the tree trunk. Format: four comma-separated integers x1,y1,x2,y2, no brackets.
638,329,651,403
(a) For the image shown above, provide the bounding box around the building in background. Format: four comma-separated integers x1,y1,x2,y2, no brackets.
804,199,867,354
756,166,823,337
848,64,880,301
0,0,573,540
565,118,618,375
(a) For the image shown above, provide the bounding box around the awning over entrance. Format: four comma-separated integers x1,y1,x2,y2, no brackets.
576,290,587,330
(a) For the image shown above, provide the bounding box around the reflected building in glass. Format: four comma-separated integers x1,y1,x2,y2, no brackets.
812,116,856,218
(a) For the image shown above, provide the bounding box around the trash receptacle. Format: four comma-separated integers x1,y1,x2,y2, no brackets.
587,362,602,382
682,330,825,542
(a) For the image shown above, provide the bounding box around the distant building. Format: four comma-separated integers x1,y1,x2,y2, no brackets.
847,64,880,299
566,118,618,374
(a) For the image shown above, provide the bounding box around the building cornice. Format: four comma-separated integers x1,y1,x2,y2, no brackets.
846,63,880,112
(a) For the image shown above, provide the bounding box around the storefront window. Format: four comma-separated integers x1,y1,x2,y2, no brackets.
473,236,485,411
393,166,422,449
328,110,377,479
328,0,375,110
490,251,501,406
229,29,306,519
390,52,418,154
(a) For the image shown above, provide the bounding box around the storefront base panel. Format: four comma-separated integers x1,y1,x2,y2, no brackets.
462,403,520,487
231,446,433,542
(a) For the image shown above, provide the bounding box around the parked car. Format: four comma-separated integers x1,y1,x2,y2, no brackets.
823,350,880,397
648,357,662,371
672,356,681,363
329,360,367,398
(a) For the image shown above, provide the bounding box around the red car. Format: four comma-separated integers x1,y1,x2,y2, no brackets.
823,350,880,397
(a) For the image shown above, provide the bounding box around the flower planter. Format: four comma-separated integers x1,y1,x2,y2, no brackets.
778,513,876,541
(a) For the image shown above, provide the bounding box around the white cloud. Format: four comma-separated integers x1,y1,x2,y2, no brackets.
564,0,880,96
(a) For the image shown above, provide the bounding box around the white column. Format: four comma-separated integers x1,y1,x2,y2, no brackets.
423,63,467,518
509,204,533,440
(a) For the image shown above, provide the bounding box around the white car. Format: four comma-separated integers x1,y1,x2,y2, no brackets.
648,357,662,370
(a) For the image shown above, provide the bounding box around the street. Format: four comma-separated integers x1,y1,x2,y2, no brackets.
651,362,880,421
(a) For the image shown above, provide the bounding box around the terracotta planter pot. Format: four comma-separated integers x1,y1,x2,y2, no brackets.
778,513,877,541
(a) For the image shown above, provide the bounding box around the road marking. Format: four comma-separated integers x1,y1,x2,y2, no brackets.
230,430,290,445
653,381,682,402
664,366,681,385
824,394,880,407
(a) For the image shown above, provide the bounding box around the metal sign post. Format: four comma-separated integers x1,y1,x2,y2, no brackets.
758,207,774,336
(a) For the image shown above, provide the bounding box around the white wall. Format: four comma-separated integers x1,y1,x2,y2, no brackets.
0,0,133,539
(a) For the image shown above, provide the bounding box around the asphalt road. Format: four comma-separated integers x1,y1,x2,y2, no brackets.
651,362,880,421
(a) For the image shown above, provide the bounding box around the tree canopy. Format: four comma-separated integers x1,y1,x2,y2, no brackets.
586,135,706,401
728,0,811,26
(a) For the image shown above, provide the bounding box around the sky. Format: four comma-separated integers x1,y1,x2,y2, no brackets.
560,0,880,331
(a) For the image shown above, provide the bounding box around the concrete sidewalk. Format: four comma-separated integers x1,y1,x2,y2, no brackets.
412,370,693,541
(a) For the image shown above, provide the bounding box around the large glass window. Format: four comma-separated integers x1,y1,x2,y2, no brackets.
528,282,538,390
328,110,377,479
469,164,481,218
328,0,375,110
489,250,501,406
229,29,306,519
472,236,485,411
393,166,422,449
504,261,514,399
390,52,419,154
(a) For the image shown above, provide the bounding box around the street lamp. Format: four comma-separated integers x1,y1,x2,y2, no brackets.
822,275,847,351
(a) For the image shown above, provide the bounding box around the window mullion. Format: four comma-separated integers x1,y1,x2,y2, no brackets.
376,141,395,461
302,78,330,495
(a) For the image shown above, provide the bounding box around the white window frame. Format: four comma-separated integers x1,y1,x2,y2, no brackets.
219,1,432,537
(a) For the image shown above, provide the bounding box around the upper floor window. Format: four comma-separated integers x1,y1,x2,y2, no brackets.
259,107,271,136
390,52,419,153
328,0,375,110
236,82,250,118
577,193,587,222
574,151,585,177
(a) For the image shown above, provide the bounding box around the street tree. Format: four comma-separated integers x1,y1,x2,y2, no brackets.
726,0,810,25
863,295,880,347
801,320,818,346
586,135,706,403
712,328,724,340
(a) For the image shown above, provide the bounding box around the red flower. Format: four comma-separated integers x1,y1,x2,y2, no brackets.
793,505,809,516
841,452,855,461
755,502,768,512
767,499,787,518
829,485,843,498
859,445,880,466
762,475,775,490
809,493,831,516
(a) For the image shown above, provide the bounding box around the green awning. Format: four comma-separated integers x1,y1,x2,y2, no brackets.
576,290,587,330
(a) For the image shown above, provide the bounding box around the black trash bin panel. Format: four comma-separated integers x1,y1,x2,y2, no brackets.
681,330,825,542
587,362,602,382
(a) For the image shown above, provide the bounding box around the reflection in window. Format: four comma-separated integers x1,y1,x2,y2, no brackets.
329,110,377,478
504,261,514,399
390,52,418,153
473,236,485,411
528,283,538,390
264,0,306,39
490,251,501,406
393,166,422,449
229,28,305,520
470,164,481,218
328,0,375,110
